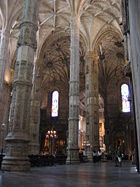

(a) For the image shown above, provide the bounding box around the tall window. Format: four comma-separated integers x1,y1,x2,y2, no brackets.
51,91,59,117
121,84,130,112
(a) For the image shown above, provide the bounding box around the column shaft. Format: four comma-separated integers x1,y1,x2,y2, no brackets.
1,83,12,150
29,62,41,154
0,29,10,124
128,0,140,171
85,51,99,161
66,15,80,164
2,0,40,171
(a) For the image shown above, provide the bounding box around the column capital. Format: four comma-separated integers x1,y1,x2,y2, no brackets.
85,50,99,61
70,14,80,29
85,51,94,61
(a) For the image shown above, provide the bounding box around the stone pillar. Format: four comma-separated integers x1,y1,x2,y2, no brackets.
104,96,110,153
0,29,10,125
128,0,140,171
85,51,99,161
1,0,40,171
66,15,80,164
29,61,41,155
1,82,12,151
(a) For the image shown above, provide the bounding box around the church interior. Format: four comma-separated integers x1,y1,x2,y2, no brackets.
0,0,140,186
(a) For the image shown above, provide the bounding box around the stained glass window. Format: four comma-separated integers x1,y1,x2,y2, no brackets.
121,84,130,112
51,91,59,117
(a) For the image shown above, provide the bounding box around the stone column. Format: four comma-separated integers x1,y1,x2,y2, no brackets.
85,51,99,161
104,95,110,153
66,15,80,164
0,29,10,125
128,0,140,171
1,82,12,151
2,0,40,171
29,61,41,155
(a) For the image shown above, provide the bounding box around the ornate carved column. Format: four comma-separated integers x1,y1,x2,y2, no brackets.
29,60,41,154
0,29,10,125
85,51,99,161
66,15,80,164
2,0,40,171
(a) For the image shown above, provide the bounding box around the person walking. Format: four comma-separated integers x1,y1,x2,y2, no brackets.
114,146,122,167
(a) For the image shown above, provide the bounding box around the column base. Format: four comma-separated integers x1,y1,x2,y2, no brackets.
1,134,30,171
1,156,30,171
66,148,80,164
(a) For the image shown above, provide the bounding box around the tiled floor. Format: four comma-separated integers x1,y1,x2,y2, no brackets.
0,162,140,187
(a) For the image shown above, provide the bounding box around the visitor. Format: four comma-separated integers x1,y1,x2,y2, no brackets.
97,149,102,162
82,149,86,157
114,146,119,166
131,148,136,164
93,149,97,163
80,149,88,162
114,146,122,167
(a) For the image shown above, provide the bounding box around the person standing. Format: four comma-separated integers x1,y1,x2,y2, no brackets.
97,149,102,162
93,149,97,163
